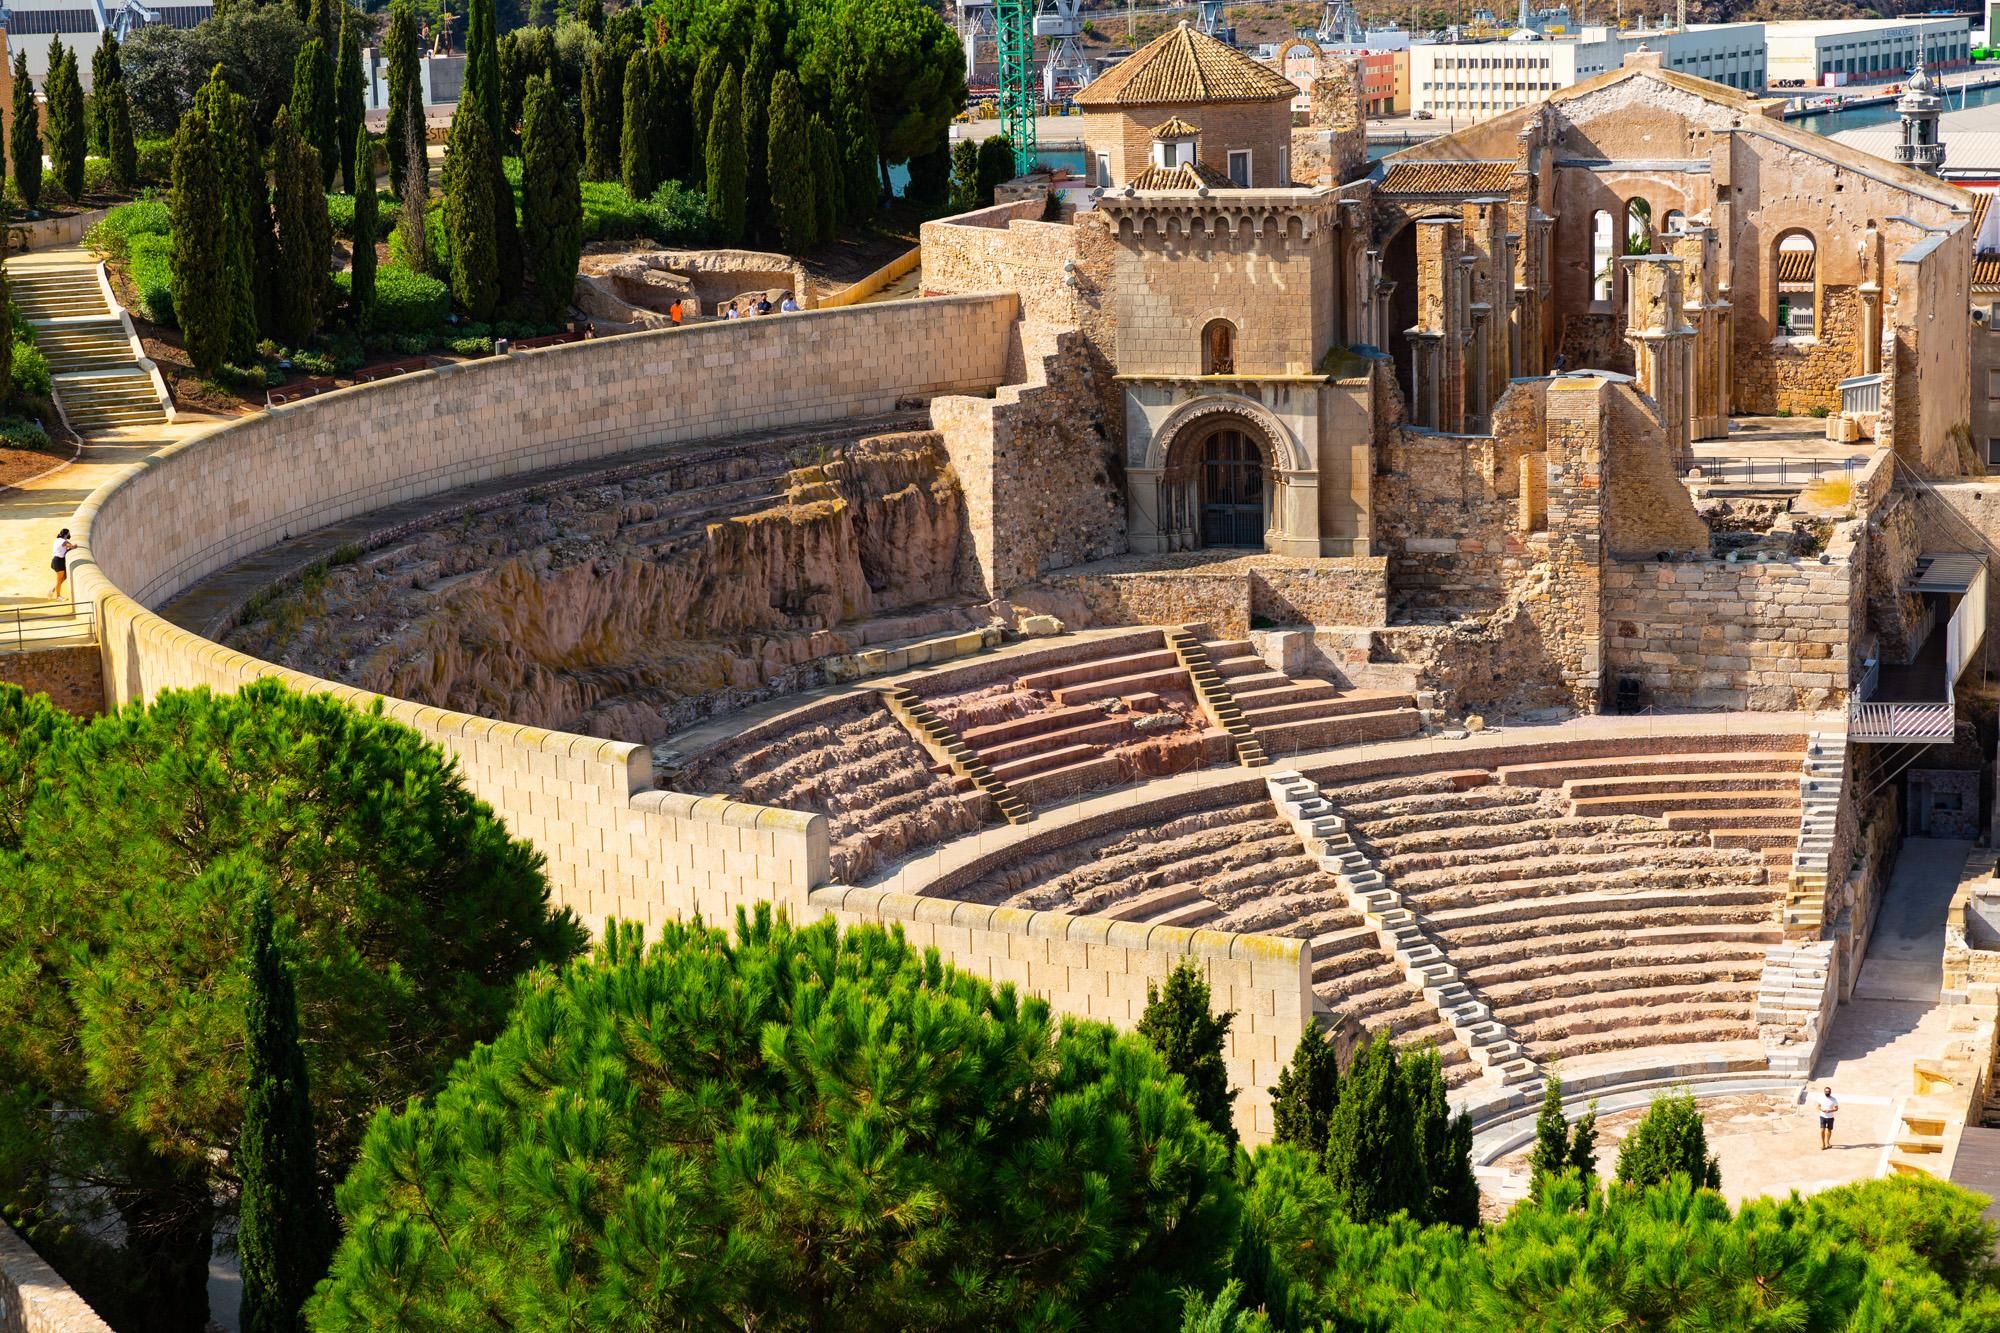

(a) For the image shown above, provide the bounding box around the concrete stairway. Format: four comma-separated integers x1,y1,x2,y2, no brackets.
1204,637,1422,756
1268,769,1539,1087
12,259,170,433
880,685,1032,825
1785,729,1847,937
1166,626,1268,767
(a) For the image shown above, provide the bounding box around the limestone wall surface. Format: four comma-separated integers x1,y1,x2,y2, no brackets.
0,646,102,717
67,297,1018,933
0,1226,110,1333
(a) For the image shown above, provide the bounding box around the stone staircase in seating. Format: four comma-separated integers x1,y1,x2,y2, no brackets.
1197,631,1423,760
1267,769,1540,1087
13,257,172,433
1165,626,1267,767
1752,940,1835,1075
879,685,1032,825
1784,728,1848,938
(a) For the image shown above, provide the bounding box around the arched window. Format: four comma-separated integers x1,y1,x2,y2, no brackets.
1591,210,1615,305
1662,209,1687,235
1624,198,1653,256
1202,319,1236,375
1774,231,1818,338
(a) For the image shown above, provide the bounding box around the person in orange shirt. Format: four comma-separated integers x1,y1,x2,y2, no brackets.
668,299,683,325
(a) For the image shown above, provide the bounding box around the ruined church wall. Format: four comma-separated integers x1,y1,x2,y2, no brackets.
1888,230,1974,475
70,296,1019,935
1602,383,1711,559
1735,286,1862,416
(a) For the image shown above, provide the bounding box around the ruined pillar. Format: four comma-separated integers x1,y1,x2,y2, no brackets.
1621,253,1694,472
1406,217,1468,433
1661,225,1730,441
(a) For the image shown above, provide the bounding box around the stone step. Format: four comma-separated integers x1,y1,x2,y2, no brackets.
1015,645,1177,694
1052,666,1191,707
1495,750,1806,788
1570,791,1799,819
1563,772,1800,800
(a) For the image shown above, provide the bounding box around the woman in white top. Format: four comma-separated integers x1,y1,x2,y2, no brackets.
48,528,75,600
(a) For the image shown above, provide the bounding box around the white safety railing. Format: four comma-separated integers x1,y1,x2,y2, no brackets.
1848,701,1955,742
1839,372,1885,417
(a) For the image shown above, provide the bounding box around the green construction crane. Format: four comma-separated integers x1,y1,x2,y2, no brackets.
997,0,1037,175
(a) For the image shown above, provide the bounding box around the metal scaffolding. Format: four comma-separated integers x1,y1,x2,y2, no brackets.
997,0,1038,175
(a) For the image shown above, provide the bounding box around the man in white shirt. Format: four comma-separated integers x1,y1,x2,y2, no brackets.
1818,1086,1838,1150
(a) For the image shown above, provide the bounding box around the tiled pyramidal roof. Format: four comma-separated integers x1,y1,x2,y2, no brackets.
1075,21,1298,108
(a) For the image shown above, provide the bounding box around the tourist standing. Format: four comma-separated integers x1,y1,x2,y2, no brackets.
780,293,799,313
1818,1086,1838,1150
47,528,74,600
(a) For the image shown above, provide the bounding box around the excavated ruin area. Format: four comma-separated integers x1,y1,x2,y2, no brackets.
673,694,982,885
944,791,1481,1086
221,419,982,742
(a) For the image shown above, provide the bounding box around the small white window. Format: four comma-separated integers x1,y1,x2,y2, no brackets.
1096,152,1110,188
1227,150,1252,187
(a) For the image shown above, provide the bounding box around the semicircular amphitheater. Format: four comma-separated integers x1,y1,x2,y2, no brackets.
69,52,2000,1164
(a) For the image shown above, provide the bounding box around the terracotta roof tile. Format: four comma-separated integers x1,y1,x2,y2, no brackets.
1975,256,2000,290
1376,160,1517,195
1777,250,1815,283
1075,22,1298,108
1971,191,1992,243
1151,115,1201,139
1129,159,1239,191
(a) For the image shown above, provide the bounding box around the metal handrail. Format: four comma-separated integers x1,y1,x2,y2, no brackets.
0,600,94,654
1692,454,1860,486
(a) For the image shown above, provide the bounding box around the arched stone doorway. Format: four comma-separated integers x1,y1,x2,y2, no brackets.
1159,422,1276,551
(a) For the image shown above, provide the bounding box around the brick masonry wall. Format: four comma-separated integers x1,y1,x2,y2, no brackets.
810,886,1310,1144
68,297,1018,935
1,1225,111,1333
0,646,103,717
1735,286,1861,417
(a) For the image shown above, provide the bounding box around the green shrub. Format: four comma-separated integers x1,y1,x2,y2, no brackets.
325,191,355,238
288,349,335,376
125,230,174,323
0,415,52,450
393,333,430,355
81,155,113,196
134,135,171,183
212,363,267,393
84,196,170,259
11,341,51,399
445,334,492,356
577,179,654,240
332,262,447,334
647,180,710,244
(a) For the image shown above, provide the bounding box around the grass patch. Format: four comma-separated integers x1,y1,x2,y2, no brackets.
1803,475,1853,509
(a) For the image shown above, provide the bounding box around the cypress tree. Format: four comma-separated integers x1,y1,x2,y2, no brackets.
976,133,1015,207
397,90,431,276
1615,1089,1721,1192
349,131,377,328
1135,958,1238,1147
307,0,338,66
0,263,12,404
689,48,720,185
465,0,502,141
170,105,232,373
8,52,33,213
580,44,620,182
519,76,577,326
740,2,778,243
101,76,137,191
1269,1028,1340,1159
1322,1030,1425,1224
443,88,500,320
704,66,746,244
90,30,121,158
291,39,338,191
809,114,839,244
766,71,813,251
45,37,84,202
1526,1069,1600,1202
384,1,420,200
579,0,603,34
838,96,877,223
618,48,655,201
193,66,258,361
907,132,951,216
271,107,330,346
336,5,366,194
1403,1045,1480,1230
236,888,336,1333
949,136,980,213
651,46,688,187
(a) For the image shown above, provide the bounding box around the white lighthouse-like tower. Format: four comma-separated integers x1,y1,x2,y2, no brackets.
1896,59,1945,177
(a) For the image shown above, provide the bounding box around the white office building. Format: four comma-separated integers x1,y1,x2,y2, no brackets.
1764,18,1971,89
3,0,211,86
1411,22,1765,121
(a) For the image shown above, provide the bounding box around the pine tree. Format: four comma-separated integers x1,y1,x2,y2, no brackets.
519,76,577,326
949,136,980,213
1269,1028,1340,1159
689,48,720,185
906,132,951,216
271,107,331,345
766,71,813,252
1135,958,1238,1147
170,104,232,373
465,0,501,141
1403,1045,1479,1230
101,76,137,191
336,5,366,194
237,888,336,1333
349,131,377,329
809,114,839,244
618,47,655,201
444,88,500,320
704,67,746,244
7,52,34,212
384,1,421,200
291,39,338,191
1615,1089,1721,1191
1322,1030,1425,1224
838,96,877,223
90,30,121,158
44,37,85,202
580,43,620,182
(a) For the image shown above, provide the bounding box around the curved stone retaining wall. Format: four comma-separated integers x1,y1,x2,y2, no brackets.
69,295,1018,932
0,1226,109,1333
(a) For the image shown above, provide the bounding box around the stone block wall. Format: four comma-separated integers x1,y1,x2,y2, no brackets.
1735,286,1861,417
69,297,1019,934
0,646,103,717
1603,381,1710,560
1601,537,1858,710
0,1225,110,1333
808,887,1310,1144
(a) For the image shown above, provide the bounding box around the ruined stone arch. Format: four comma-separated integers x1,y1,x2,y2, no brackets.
1146,392,1308,476
1772,227,1820,338
1201,318,1238,375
